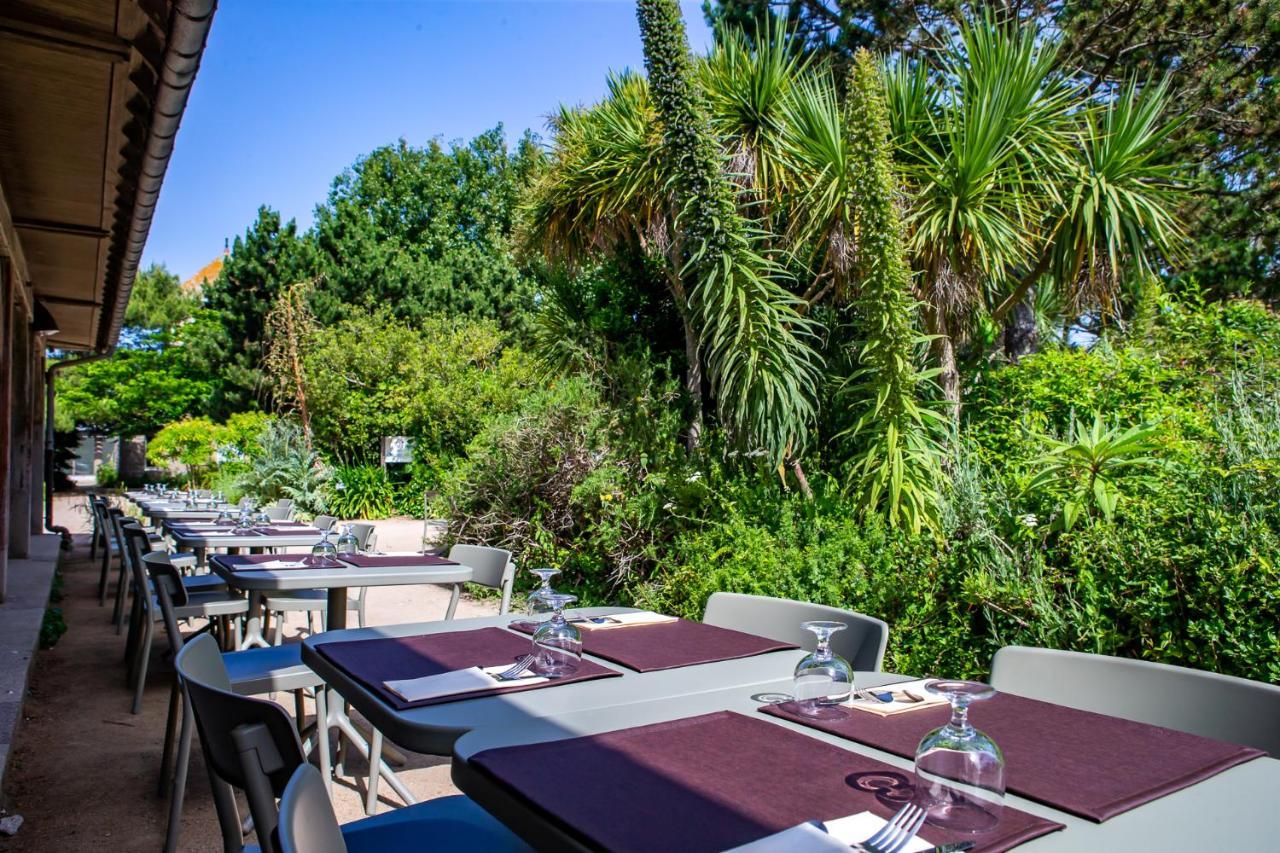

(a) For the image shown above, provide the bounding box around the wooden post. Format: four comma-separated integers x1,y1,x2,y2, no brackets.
8,300,30,558
0,262,12,600
30,340,44,535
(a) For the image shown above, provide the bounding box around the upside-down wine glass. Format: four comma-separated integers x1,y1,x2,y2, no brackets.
792,621,854,718
308,530,338,566
530,593,582,678
335,524,359,555
913,680,1005,834
215,508,235,525
525,568,562,618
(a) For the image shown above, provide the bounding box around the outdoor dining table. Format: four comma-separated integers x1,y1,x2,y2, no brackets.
448,676,1280,851
300,608,813,756
164,522,323,563
211,551,479,805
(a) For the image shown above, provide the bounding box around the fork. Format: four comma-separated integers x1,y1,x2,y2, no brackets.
494,654,536,681
853,803,927,853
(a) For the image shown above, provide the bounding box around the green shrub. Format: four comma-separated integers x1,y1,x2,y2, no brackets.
96,464,121,489
327,465,396,519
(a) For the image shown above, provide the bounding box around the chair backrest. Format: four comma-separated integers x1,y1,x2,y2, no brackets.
448,544,515,614
106,506,130,554
990,646,1280,756
143,552,199,665
276,765,348,853
275,498,294,511
176,634,306,853
89,496,108,540
264,505,293,521
702,593,889,672
312,515,337,533
348,522,376,551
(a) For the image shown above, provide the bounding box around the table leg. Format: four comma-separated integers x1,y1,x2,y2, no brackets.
239,591,269,649
321,691,416,807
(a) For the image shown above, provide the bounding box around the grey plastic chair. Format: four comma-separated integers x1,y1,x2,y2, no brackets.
448,543,515,618
990,646,1280,756
275,498,294,513
277,764,530,853
312,515,337,533
123,526,249,714
265,523,378,641
702,592,889,672
153,564,324,853
265,505,293,521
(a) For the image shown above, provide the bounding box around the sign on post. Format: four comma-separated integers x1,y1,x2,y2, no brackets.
381,436,414,465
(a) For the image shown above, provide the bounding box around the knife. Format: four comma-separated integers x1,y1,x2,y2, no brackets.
923,843,974,852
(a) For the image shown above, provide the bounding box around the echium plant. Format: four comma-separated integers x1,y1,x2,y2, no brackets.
838,50,943,534
635,0,821,462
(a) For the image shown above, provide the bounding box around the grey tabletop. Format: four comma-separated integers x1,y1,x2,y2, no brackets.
207,553,475,592
166,525,324,550
301,608,811,756
450,678,1280,852
145,507,231,520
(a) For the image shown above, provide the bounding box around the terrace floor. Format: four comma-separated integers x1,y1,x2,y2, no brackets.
0,496,499,852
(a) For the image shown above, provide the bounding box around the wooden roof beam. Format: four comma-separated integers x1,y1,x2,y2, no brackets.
0,6,131,64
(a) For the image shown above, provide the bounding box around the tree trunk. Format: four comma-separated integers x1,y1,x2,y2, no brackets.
1001,294,1039,363
927,311,961,422
789,457,814,500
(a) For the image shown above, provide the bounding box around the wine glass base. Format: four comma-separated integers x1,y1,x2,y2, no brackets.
792,701,851,720
919,797,1002,834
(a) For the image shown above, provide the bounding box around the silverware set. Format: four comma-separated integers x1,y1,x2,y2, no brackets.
852,803,927,853
494,654,536,681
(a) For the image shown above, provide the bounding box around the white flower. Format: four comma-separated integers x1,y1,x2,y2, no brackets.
686,471,702,483
662,502,675,511
1020,513,1038,528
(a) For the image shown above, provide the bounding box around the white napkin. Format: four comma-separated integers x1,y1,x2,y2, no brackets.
574,611,678,631
847,678,950,716
726,813,933,853
250,559,306,569
383,665,547,702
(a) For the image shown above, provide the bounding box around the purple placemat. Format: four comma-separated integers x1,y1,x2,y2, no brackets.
212,554,345,572
471,711,1062,852
338,554,459,568
508,617,797,673
315,627,622,710
761,691,1265,822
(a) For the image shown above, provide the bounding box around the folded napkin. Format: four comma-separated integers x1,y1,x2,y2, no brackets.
727,812,933,853
847,678,950,717
244,559,307,569
573,611,678,631
383,664,547,703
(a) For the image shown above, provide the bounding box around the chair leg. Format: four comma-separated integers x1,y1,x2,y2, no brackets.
445,583,461,620
231,615,243,650
271,611,284,646
315,687,332,798
163,697,194,853
113,563,129,632
98,549,111,606
307,609,318,636
357,589,368,629
131,620,152,714
364,727,383,816
293,690,306,736
159,676,181,796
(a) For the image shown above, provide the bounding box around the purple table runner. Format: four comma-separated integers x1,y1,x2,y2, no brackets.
508,617,797,673
761,691,1264,822
212,554,345,572
338,554,459,568
316,627,622,710
256,526,320,536
471,711,1062,852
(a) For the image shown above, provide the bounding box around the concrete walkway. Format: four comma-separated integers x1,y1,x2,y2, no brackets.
0,534,61,796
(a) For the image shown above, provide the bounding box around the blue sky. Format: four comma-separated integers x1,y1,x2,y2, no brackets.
144,1,713,281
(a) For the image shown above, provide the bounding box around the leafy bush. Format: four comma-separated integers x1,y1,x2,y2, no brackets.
303,313,542,461
327,465,396,519
96,464,121,489
235,419,329,514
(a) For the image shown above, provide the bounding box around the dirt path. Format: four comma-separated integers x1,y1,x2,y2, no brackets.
0,495,502,851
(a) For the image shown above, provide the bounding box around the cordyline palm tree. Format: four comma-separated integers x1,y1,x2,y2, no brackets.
882,14,1186,416
522,4,822,463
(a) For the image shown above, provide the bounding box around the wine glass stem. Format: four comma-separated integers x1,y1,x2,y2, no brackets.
948,702,973,737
